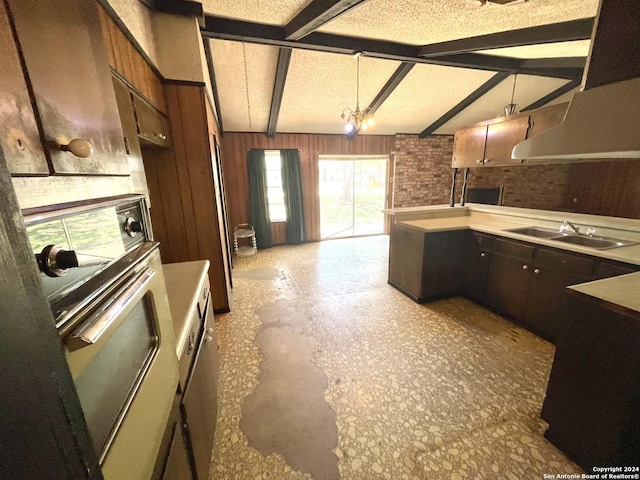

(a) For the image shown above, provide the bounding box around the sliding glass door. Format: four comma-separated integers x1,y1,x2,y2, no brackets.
318,156,388,239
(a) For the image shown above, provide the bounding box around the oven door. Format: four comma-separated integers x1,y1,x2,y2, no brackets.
64,245,178,480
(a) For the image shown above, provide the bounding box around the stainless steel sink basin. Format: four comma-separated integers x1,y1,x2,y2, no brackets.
506,227,564,238
552,235,636,249
505,226,638,250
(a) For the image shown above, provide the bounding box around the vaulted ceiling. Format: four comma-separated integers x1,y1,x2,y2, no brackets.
200,0,600,137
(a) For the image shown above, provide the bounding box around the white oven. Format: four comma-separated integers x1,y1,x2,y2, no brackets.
24,196,178,480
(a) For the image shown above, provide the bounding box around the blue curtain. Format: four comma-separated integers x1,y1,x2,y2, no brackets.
247,149,273,248
280,149,306,244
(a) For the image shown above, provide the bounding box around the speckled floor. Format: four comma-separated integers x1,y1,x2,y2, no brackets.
212,236,583,479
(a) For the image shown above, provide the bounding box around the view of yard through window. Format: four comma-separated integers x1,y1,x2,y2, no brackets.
319,156,388,239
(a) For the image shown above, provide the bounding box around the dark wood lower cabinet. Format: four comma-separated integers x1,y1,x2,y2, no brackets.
524,267,589,343
388,224,466,302
542,293,640,470
485,252,532,321
464,232,492,302
163,421,193,480
389,225,639,345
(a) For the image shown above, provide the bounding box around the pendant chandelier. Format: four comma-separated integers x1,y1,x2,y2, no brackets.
341,52,374,134
504,73,520,116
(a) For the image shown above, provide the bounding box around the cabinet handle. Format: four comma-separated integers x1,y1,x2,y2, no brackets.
484,158,491,163
155,133,166,140
480,252,486,257
206,327,214,334
534,269,540,274
522,265,528,270
476,159,483,164
205,336,214,343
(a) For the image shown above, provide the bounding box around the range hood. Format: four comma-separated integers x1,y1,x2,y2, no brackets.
512,76,640,162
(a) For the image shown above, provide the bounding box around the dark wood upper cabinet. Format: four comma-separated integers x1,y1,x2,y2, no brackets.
527,102,568,139
132,94,173,149
452,125,487,168
484,116,528,166
452,103,568,168
7,0,129,176
0,1,48,175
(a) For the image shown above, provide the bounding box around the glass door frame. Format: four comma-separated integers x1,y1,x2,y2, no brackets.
317,154,392,240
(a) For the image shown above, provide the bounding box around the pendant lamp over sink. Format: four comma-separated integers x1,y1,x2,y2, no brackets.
341,52,375,134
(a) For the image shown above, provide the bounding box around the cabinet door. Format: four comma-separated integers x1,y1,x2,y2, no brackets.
485,252,532,320
421,231,467,300
484,116,529,166
388,224,425,301
0,1,48,175
524,267,589,344
465,233,492,302
527,103,568,139
182,299,219,480
111,75,148,195
7,0,129,175
133,94,172,148
452,125,487,167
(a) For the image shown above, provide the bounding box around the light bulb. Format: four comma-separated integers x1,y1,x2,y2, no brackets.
345,123,354,133
361,122,368,131
367,117,375,126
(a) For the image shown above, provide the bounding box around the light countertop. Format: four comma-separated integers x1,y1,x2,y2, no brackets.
163,260,210,357
569,272,640,314
387,204,640,266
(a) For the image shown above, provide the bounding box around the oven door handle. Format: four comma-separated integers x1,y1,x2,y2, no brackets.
66,268,155,351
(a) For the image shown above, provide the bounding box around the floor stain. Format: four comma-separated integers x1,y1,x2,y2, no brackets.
239,300,339,480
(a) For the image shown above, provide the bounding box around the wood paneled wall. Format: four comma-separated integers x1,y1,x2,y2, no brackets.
144,83,231,312
98,4,167,113
221,133,395,243
560,160,640,219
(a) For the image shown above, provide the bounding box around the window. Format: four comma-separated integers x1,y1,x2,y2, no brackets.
264,150,287,221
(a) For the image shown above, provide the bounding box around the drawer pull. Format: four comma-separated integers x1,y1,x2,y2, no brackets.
534,269,540,274
205,336,213,343
476,159,483,164
155,133,166,140
480,252,486,257
206,327,214,334
522,265,528,270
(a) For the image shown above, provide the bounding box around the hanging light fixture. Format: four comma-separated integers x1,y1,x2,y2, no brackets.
341,52,375,134
504,74,520,116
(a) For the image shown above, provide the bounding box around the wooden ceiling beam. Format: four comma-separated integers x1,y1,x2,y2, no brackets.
267,48,292,137
139,0,203,18
521,79,581,111
285,0,365,40
367,62,414,114
201,16,582,79
419,18,595,57
202,39,224,133
346,62,414,139
419,72,510,138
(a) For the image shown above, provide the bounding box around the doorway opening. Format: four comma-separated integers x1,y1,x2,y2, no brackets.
318,155,389,240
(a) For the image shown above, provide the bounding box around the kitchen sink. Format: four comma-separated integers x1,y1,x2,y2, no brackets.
505,227,565,238
552,235,636,249
505,226,638,250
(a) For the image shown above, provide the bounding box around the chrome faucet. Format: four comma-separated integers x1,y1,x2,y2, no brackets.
559,220,580,234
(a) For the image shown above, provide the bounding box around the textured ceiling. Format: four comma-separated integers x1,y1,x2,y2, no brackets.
317,0,599,45
203,0,599,136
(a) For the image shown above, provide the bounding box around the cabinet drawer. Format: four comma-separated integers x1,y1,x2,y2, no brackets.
133,94,172,148
178,311,202,391
493,238,534,260
535,248,594,276
470,232,494,250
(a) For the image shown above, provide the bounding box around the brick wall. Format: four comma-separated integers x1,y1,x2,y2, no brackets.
393,135,455,207
392,134,570,211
